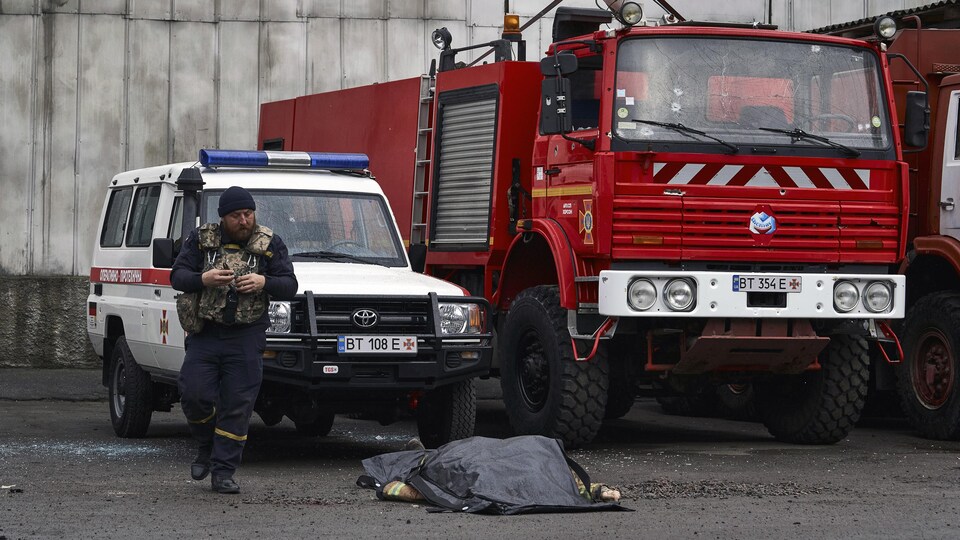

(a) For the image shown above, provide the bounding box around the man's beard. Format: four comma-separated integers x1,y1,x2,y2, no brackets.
224,216,256,242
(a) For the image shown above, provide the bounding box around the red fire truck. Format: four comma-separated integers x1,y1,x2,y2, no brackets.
258,2,926,447
817,6,960,440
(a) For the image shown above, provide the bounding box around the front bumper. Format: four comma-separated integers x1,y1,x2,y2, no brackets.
262,292,492,389
598,270,905,319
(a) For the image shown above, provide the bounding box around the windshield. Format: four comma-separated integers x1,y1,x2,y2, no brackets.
612,37,891,153
203,189,407,267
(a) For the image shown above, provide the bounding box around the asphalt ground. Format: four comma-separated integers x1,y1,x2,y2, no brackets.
2,369,960,539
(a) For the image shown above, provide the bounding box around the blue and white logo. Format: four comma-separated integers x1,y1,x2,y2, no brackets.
749,211,776,235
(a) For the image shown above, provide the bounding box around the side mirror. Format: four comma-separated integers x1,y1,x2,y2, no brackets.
539,52,578,76
540,77,573,135
903,90,929,149
408,243,427,273
153,238,175,269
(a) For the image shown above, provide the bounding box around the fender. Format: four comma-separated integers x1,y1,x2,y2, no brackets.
907,235,960,275
493,218,578,311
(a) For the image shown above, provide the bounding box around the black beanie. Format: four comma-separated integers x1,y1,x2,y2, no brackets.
218,186,256,217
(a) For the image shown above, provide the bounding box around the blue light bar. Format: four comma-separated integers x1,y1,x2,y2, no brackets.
199,149,369,170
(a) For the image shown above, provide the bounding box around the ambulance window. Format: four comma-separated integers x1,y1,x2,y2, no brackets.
126,185,162,247
168,196,183,240
100,188,133,248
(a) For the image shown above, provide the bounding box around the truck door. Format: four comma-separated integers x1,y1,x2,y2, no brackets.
940,90,960,236
544,55,602,249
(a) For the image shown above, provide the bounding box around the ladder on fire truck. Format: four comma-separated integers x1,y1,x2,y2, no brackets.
410,75,434,247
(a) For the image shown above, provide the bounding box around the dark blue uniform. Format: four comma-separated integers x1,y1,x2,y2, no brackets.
171,227,297,484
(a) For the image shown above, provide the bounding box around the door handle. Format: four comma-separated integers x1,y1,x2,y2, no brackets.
154,289,162,298
544,168,561,176
941,198,955,211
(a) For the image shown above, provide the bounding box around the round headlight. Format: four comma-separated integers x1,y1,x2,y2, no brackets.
627,278,657,311
833,281,860,313
439,303,467,334
863,281,893,313
663,279,696,311
874,16,897,40
431,27,452,50
268,301,291,333
619,2,643,25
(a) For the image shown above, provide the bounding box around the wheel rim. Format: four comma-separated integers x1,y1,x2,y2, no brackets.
912,329,955,409
111,359,127,418
727,383,750,395
516,329,549,412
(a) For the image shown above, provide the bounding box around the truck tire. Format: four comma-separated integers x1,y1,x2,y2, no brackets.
756,334,869,444
108,336,154,438
896,293,960,440
604,381,636,420
500,285,608,448
604,341,636,420
655,393,717,417
715,383,758,421
294,412,335,437
417,379,476,448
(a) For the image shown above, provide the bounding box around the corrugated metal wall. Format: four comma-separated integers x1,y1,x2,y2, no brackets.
0,0,932,276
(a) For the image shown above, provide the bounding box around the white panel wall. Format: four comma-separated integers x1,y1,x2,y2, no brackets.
126,19,170,170
307,17,342,93
169,22,217,161
73,15,126,273
0,0,948,275
220,21,261,150
0,14,35,274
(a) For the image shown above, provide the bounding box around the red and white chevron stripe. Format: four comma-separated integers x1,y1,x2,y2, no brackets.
652,163,870,190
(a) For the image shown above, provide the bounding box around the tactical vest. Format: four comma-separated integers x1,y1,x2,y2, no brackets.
178,223,274,333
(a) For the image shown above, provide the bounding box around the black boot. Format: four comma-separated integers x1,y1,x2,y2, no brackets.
211,474,240,494
190,444,212,481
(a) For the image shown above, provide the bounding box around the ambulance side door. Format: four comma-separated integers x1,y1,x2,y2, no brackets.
151,192,186,375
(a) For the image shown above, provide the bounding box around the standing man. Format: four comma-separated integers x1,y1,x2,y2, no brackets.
172,186,298,494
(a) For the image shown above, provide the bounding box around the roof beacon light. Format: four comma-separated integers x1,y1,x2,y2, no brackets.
199,149,369,170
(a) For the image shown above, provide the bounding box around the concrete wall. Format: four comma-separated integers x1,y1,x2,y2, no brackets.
0,0,940,367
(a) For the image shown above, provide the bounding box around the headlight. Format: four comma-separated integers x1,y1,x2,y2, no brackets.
268,301,291,333
439,303,482,335
833,281,859,313
863,281,893,313
627,278,657,311
619,2,644,25
874,16,897,40
663,279,696,311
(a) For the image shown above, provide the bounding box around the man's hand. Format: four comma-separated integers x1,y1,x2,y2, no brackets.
202,268,235,287
235,273,266,294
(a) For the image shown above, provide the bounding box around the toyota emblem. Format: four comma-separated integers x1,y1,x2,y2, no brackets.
352,308,379,328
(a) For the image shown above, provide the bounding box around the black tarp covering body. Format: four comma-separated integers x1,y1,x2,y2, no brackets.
358,435,628,515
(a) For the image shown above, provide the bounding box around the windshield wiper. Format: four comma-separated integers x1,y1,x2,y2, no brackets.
291,250,382,266
632,119,740,154
757,127,861,157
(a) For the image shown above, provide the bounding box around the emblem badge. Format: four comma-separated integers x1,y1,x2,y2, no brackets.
579,200,594,245
352,308,378,328
749,205,777,246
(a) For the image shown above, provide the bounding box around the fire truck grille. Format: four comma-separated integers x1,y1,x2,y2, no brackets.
611,197,900,264
293,298,433,335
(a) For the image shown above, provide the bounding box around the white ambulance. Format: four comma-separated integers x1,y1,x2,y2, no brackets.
86,149,491,447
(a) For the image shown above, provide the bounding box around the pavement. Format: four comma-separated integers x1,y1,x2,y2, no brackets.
0,368,107,401
0,368,503,402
